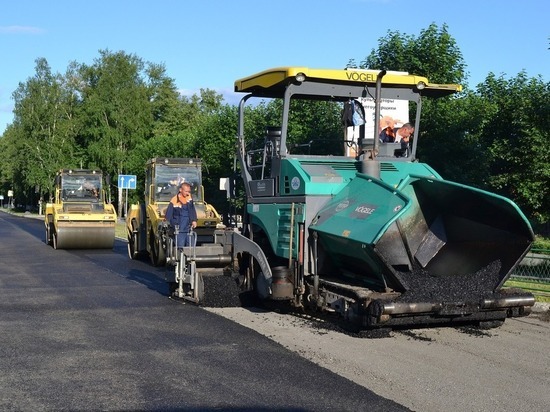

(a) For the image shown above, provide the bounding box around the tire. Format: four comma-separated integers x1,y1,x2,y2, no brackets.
149,231,158,265
128,220,143,260
150,231,166,266
168,282,178,296
45,222,54,246
52,232,58,250
197,273,204,302
127,234,136,259
45,227,51,246
237,253,265,308
256,271,272,300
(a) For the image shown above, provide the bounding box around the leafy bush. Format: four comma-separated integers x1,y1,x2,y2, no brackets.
532,236,550,252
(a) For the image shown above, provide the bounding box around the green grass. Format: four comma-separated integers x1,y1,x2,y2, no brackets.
116,220,127,239
504,279,550,303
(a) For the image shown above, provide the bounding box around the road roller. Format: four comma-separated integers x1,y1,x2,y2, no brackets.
45,169,117,249
126,158,223,266
125,157,238,303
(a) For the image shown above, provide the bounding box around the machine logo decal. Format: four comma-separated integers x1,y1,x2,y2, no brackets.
291,177,300,190
335,200,350,212
346,71,376,82
350,203,377,219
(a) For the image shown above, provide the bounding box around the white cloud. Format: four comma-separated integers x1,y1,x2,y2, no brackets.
178,87,243,106
220,89,242,106
0,25,45,34
178,88,198,97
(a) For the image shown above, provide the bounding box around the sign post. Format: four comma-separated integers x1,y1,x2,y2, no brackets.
117,175,137,218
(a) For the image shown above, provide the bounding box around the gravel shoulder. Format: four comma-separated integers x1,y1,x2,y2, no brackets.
206,304,550,412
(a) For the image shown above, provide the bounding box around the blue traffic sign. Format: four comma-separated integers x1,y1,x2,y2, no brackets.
118,174,137,190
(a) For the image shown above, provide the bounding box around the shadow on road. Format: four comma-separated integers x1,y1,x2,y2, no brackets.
1,210,172,299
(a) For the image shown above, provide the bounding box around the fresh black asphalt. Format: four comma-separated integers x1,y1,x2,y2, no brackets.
0,211,409,411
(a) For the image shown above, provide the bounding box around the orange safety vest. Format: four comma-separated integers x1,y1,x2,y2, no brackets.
170,193,191,206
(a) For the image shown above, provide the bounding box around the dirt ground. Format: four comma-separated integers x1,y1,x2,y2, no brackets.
206,303,550,411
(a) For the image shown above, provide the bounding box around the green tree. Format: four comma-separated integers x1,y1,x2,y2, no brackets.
350,23,471,183
125,88,227,205
192,103,239,215
2,58,80,205
355,23,466,85
147,62,189,138
77,50,153,181
475,72,550,225
0,124,26,205
240,98,343,155
416,91,492,186
75,50,157,211
287,100,343,155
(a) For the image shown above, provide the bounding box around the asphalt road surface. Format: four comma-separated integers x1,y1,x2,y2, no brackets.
2,211,549,411
0,211,407,411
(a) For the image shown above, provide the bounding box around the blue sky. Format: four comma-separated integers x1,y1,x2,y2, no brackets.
1,0,548,135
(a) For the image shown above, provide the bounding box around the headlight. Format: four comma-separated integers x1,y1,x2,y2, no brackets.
295,72,306,82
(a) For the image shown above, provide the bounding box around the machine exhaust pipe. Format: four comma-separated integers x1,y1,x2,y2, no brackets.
373,69,386,154
361,70,386,179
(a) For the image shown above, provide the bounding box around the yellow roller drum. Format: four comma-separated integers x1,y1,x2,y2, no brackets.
54,223,115,249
